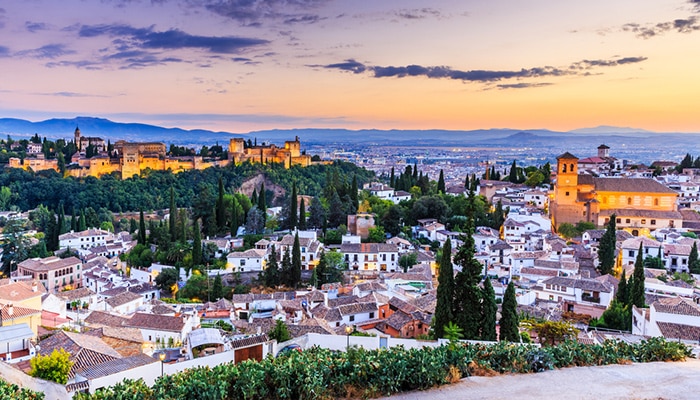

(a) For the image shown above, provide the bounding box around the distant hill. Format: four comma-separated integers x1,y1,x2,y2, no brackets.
568,125,654,135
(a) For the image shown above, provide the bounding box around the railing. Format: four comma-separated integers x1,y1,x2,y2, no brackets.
581,294,601,304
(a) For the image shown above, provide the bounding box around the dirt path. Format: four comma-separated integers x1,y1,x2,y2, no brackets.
380,359,700,400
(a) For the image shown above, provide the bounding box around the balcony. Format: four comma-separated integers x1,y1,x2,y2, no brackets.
581,294,601,304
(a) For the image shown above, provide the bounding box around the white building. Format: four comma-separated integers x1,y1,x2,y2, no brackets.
341,243,399,272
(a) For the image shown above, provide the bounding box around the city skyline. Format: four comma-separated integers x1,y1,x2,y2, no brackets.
1,0,700,133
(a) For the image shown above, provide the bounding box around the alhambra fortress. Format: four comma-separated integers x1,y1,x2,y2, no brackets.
9,128,312,179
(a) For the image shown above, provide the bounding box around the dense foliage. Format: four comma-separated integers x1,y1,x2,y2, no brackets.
73,338,691,400
29,349,72,385
0,379,45,400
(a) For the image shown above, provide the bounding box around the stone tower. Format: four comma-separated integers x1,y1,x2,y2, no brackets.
597,144,610,158
74,127,81,151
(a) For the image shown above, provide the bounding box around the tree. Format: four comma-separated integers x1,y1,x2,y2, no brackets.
381,204,403,237
155,267,179,296
433,238,454,338
508,160,518,183
79,209,87,231
291,233,302,288
480,278,498,341
367,226,385,243
245,207,265,235
437,169,445,194
211,274,224,301
268,319,291,343
280,248,292,287
327,189,345,228
350,175,359,212
398,252,418,273
289,183,298,229
1,218,31,277
263,245,280,287
597,214,617,276
557,223,578,239
298,198,307,230
616,270,629,305
308,197,326,229
30,349,72,384
216,177,226,232
230,196,240,237
192,219,202,266
138,209,147,245
258,182,267,214
631,242,646,308
529,320,578,346
690,242,700,274
499,282,520,342
593,300,631,331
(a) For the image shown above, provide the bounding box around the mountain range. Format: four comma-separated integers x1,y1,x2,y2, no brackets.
0,117,697,163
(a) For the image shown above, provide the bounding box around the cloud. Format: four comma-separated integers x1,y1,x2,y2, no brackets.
16,44,76,59
622,16,700,38
394,8,442,20
45,60,103,70
25,21,49,33
496,83,553,90
317,56,647,85
0,46,9,57
78,24,269,54
203,0,330,26
283,14,325,24
34,91,110,98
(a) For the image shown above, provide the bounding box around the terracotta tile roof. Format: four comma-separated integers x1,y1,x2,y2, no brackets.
652,297,700,317
338,302,377,316
84,326,143,343
409,293,437,314
39,330,121,378
105,291,143,307
593,177,677,194
311,305,342,322
355,282,387,292
56,287,96,301
328,295,359,307
385,311,412,331
520,267,559,277
542,276,613,293
230,333,269,349
389,297,420,314
0,280,46,303
152,304,177,315
340,243,398,253
600,209,683,219
76,353,156,380
656,322,700,341
125,313,185,333
17,256,81,272
84,310,130,327
0,304,41,320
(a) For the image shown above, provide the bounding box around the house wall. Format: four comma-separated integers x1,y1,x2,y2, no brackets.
0,361,70,400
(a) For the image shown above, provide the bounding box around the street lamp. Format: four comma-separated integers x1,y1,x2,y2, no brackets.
159,352,166,377
345,325,353,351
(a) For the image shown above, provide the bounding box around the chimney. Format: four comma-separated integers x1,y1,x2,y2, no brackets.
32,282,38,292
7,304,13,317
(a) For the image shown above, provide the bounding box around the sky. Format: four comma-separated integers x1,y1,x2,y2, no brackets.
1,0,700,133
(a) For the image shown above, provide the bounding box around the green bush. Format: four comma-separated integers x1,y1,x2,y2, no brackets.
73,338,692,400
0,379,45,400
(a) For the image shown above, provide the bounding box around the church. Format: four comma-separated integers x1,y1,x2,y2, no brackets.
550,151,681,236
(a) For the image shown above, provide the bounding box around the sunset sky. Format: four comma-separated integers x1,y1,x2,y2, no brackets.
1,0,700,133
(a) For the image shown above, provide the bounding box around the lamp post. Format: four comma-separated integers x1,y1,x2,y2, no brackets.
345,325,353,351
159,352,166,377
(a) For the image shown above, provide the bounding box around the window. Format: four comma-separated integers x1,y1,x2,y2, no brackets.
349,315,355,322
369,312,375,319
562,164,567,173
570,163,574,171
629,250,635,257
602,196,607,204
627,197,632,205
626,219,630,223
240,259,246,266
651,219,656,225
565,191,570,196
654,198,659,206
641,219,646,224
616,218,621,223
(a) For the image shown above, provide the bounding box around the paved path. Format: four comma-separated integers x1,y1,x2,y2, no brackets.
380,359,700,400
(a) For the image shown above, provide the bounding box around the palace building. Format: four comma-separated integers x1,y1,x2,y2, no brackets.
550,151,681,235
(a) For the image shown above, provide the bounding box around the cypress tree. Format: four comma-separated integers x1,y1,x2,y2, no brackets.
689,242,700,274
390,167,395,188
291,233,302,288
481,278,498,341
169,187,177,241
251,188,258,209
179,209,187,243
129,217,137,234
631,243,646,308
453,219,484,339
350,175,359,212
412,162,418,182
58,203,67,234
433,238,454,338
281,248,292,287
230,197,239,237
79,209,87,231
216,177,225,232
138,210,146,245
597,214,617,275
264,244,280,287
258,183,267,213
192,219,202,266
289,183,298,229
437,169,445,194
499,282,520,341
508,160,518,183
71,209,77,232
211,274,223,301
616,270,628,305
465,174,470,191
298,198,307,230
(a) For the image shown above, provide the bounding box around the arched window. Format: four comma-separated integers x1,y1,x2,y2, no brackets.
570,163,574,172
627,197,632,205
654,198,659,206
562,164,567,173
